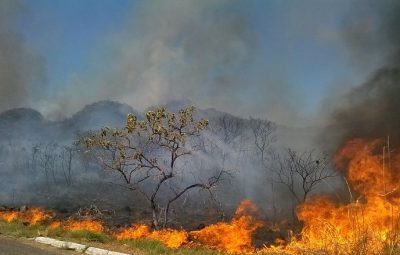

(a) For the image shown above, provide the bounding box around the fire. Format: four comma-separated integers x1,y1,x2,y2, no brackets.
0,207,53,225
4,138,399,254
334,138,398,195
1,201,262,253
272,138,400,254
115,200,260,252
149,228,189,248
0,211,18,222
190,199,262,253
25,208,54,224
49,220,62,229
65,219,104,233
115,224,188,248
116,224,150,239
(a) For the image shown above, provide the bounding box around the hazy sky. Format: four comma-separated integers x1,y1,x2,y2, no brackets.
2,0,389,126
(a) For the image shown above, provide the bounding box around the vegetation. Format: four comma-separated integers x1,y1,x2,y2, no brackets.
83,106,227,228
0,219,236,255
272,149,336,204
5,106,393,255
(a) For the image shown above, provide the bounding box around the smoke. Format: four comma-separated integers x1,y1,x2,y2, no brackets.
0,0,46,111
48,1,250,115
322,0,400,148
43,0,309,127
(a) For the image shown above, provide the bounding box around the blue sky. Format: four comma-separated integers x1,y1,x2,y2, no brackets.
13,0,379,126
20,0,137,96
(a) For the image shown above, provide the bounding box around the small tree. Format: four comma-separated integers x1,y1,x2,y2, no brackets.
83,106,226,228
249,117,276,163
60,146,76,186
211,114,246,145
248,117,276,216
272,149,336,204
36,143,59,190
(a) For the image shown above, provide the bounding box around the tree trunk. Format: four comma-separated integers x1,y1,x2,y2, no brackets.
163,203,170,228
151,201,159,229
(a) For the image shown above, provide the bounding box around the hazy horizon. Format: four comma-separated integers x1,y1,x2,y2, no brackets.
0,0,399,130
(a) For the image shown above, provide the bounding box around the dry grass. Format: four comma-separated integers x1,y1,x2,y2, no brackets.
0,219,232,255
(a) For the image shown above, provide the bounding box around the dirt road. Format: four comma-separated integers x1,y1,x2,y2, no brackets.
0,236,75,255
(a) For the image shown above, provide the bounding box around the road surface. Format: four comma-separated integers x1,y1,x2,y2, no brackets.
0,236,76,255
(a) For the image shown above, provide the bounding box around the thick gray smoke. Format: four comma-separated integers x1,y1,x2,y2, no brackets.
0,0,45,111
323,1,400,148
332,69,400,146
50,0,254,117
46,0,308,127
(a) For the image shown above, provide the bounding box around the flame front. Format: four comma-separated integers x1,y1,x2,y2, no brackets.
116,200,260,252
277,138,400,254
115,224,188,248
116,224,150,239
65,219,104,233
149,228,189,248
0,211,18,222
190,199,261,253
0,207,53,225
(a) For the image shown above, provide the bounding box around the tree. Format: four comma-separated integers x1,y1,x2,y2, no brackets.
248,117,277,216
83,106,226,228
60,146,76,186
272,149,336,204
211,114,246,145
248,117,276,163
36,143,59,190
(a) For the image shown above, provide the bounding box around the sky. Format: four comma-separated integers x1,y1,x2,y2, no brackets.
0,0,388,127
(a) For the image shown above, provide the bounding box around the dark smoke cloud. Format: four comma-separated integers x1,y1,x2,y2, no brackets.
0,0,45,111
324,1,400,148
333,68,400,144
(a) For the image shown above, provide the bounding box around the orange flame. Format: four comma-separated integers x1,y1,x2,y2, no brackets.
190,199,262,253
116,224,150,240
115,200,260,252
0,208,53,225
5,138,398,255
65,219,104,233
49,220,62,229
267,138,400,254
149,228,189,248
0,211,18,222
115,224,188,248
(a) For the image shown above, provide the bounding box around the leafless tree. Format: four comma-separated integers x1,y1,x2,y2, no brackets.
60,146,76,186
36,144,59,190
248,117,277,216
272,149,337,204
248,117,276,163
211,114,246,145
83,106,228,228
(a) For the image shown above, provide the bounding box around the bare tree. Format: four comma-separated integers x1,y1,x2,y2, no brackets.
211,114,246,145
83,106,227,228
272,149,337,204
36,144,59,190
248,117,277,217
248,117,276,163
60,146,75,186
